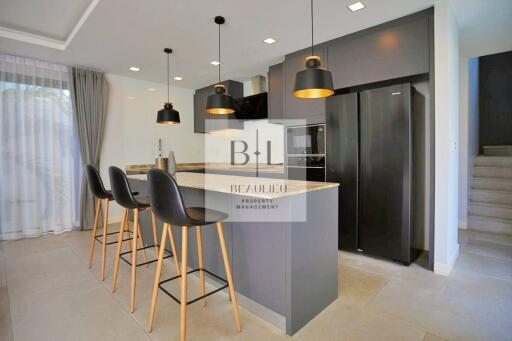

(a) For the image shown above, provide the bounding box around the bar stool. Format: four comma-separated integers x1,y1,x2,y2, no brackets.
85,164,134,281
146,168,241,341
109,166,180,313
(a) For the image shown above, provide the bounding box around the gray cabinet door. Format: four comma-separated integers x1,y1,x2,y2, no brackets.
328,16,429,89
284,46,328,122
268,63,284,120
193,87,210,133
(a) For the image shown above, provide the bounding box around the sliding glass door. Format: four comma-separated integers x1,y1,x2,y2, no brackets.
0,54,81,239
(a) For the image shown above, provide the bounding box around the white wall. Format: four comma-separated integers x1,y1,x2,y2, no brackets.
458,58,479,229
100,74,205,219
434,0,460,275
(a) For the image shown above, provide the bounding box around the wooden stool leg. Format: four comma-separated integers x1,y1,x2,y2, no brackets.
168,225,181,276
123,213,131,252
100,199,110,281
179,226,189,341
137,221,148,265
151,211,159,255
148,223,169,332
112,208,127,292
130,209,139,313
196,226,207,307
216,222,242,332
88,198,101,268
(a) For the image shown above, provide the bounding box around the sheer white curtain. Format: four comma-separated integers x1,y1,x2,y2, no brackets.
0,54,81,240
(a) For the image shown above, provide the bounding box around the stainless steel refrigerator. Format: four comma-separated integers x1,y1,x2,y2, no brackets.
326,83,424,265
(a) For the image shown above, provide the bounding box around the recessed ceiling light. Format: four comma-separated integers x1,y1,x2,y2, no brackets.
173,76,183,81
210,61,221,66
348,2,365,12
128,96,135,100
147,88,157,92
263,37,276,44
129,66,140,72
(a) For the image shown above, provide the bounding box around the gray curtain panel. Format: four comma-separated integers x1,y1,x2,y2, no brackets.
68,67,108,230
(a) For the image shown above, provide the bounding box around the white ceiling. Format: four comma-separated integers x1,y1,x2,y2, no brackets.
0,0,91,41
0,0,510,90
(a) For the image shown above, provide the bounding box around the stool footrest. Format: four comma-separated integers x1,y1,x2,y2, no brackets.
95,230,133,246
159,268,228,305
120,245,174,267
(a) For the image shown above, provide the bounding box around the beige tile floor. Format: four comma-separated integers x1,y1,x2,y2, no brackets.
0,226,511,341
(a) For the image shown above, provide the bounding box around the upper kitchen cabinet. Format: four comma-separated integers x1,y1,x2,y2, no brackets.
267,63,285,121
193,86,210,133
283,46,328,123
327,15,430,89
194,80,243,133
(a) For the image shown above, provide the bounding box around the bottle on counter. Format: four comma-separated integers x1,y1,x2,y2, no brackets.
155,138,169,172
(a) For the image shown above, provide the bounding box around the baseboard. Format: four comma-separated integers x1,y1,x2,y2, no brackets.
459,220,467,230
434,243,459,276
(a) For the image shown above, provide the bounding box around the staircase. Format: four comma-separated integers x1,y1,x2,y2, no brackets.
468,146,512,235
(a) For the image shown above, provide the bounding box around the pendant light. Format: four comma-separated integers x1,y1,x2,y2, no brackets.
293,0,334,99
157,48,180,124
205,16,235,115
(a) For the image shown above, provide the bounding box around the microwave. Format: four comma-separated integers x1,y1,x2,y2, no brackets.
286,124,326,155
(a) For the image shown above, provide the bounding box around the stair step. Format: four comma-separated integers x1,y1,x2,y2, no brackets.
483,145,512,156
473,156,512,167
473,166,512,179
468,215,512,235
472,178,512,191
469,202,512,220
470,189,512,205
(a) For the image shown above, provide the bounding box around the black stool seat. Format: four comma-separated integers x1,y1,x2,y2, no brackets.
132,196,150,208
85,165,138,201
109,166,150,210
147,168,228,227
85,164,112,200
186,207,228,226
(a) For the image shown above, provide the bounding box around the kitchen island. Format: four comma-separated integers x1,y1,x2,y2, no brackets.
128,172,339,335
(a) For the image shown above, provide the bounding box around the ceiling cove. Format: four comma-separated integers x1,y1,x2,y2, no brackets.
0,0,100,51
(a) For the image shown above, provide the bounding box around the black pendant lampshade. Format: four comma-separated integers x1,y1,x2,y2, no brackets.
157,102,180,124
157,48,180,124
206,16,235,114
206,84,234,114
293,0,334,99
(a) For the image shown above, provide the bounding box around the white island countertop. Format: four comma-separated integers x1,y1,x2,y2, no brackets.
128,171,339,199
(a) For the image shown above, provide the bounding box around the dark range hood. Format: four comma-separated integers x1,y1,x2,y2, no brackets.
233,92,268,120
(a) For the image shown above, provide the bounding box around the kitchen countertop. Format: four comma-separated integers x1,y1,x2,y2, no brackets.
126,163,285,174
128,171,338,199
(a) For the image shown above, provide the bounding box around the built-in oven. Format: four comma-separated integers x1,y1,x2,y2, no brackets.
286,124,326,182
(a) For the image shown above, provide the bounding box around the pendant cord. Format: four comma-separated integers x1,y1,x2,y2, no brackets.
167,53,170,103
311,0,314,56
218,22,221,83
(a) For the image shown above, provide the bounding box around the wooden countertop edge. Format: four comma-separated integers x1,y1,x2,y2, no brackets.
128,172,339,200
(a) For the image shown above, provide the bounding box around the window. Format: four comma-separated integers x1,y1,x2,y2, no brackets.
0,54,81,239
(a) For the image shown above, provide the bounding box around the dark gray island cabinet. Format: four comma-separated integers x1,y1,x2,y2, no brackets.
128,172,339,335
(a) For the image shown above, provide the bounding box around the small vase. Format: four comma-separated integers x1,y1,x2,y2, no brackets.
168,151,176,176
